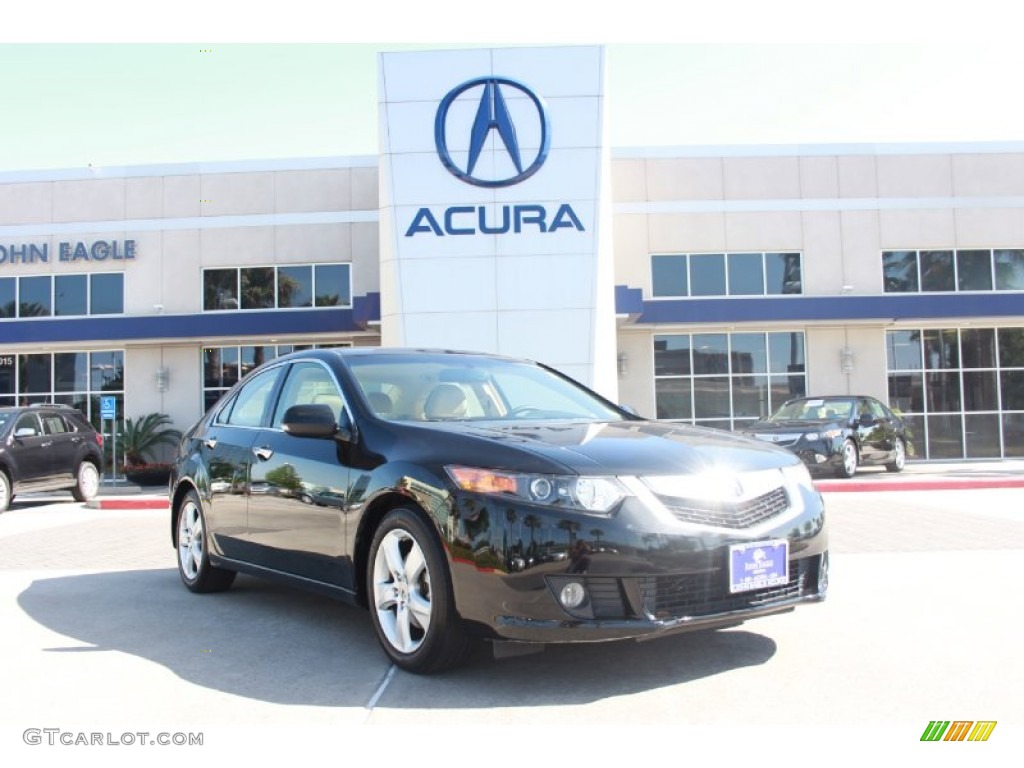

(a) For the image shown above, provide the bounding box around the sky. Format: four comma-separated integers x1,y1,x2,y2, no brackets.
1,2,1022,172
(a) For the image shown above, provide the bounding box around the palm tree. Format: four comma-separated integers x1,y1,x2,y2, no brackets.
122,412,182,466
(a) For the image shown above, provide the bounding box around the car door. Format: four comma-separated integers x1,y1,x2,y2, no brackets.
200,365,285,562
868,399,901,459
40,412,77,484
855,398,886,463
9,412,50,487
246,360,352,587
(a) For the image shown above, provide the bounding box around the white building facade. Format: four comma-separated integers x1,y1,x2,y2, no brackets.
1,45,1022,462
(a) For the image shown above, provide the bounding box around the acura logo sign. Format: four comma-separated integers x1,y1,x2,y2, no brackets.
434,77,550,188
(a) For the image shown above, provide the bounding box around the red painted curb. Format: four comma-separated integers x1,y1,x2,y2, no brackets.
815,478,1024,493
93,499,170,509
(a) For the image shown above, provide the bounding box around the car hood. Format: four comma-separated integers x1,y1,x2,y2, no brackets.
414,420,798,476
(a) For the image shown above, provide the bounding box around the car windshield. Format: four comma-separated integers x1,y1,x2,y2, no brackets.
345,354,626,423
768,398,853,422
0,413,9,431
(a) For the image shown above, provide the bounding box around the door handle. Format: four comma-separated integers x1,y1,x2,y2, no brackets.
253,446,274,461
204,438,218,450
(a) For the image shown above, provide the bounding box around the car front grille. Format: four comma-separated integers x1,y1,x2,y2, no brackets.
752,433,801,447
638,557,813,620
656,486,790,528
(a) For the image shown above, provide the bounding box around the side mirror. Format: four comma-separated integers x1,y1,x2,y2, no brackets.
859,414,876,427
281,404,338,438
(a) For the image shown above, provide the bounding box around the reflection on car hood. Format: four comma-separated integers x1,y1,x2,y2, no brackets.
423,420,797,475
741,419,841,433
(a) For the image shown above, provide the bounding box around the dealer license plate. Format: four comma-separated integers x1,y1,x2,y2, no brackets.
728,539,789,593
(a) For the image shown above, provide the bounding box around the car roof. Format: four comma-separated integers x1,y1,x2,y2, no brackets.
278,347,539,366
0,403,82,413
785,395,880,402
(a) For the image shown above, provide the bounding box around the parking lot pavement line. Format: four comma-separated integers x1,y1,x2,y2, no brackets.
364,664,397,720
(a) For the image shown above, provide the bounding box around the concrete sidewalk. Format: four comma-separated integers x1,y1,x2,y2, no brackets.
65,458,1024,510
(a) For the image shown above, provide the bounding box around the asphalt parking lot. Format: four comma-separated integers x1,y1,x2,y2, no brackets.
1,474,1021,764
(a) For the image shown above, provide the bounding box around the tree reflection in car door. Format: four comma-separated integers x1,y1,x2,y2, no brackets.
246,362,353,589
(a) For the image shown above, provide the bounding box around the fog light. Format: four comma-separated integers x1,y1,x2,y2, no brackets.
558,581,587,610
815,454,828,463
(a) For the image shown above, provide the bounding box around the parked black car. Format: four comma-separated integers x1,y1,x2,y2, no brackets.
170,349,828,674
0,404,104,512
737,395,909,478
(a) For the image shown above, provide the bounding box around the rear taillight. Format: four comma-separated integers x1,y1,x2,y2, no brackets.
95,433,104,449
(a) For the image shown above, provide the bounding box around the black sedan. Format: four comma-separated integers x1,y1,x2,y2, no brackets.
737,395,910,478
170,349,827,674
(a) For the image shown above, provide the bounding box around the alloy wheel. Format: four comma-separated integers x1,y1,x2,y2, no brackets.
78,463,100,499
372,529,433,654
178,499,204,581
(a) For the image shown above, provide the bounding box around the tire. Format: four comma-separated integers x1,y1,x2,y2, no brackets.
367,507,473,674
71,461,100,502
175,489,236,593
886,437,907,473
0,471,10,513
835,439,859,478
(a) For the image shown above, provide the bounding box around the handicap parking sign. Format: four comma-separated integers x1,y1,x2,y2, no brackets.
100,396,117,420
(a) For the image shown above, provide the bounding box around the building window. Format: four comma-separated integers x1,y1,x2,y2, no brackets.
0,274,124,318
278,265,313,307
202,263,352,312
995,249,1024,290
883,249,1024,293
887,327,1024,458
654,332,806,430
90,274,125,315
55,275,87,316
651,252,801,298
202,341,352,412
241,267,275,309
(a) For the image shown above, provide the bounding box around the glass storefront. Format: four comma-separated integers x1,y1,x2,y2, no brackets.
654,332,807,430
0,350,124,420
887,327,1024,458
0,350,126,473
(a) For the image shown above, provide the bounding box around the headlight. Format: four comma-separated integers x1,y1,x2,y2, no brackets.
445,466,627,515
804,429,842,441
781,461,813,491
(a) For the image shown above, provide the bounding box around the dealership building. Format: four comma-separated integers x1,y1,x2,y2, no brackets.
1,45,1023,461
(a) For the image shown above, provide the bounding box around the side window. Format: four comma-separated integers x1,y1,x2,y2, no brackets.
42,414,69,434
867,400,888,420
858,399,878,421
15,413,42,436
224,367,284,428
273,362,345,427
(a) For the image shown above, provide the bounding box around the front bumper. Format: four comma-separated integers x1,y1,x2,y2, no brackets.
792,438,846,472
491,552,827,643
444,476,828,643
